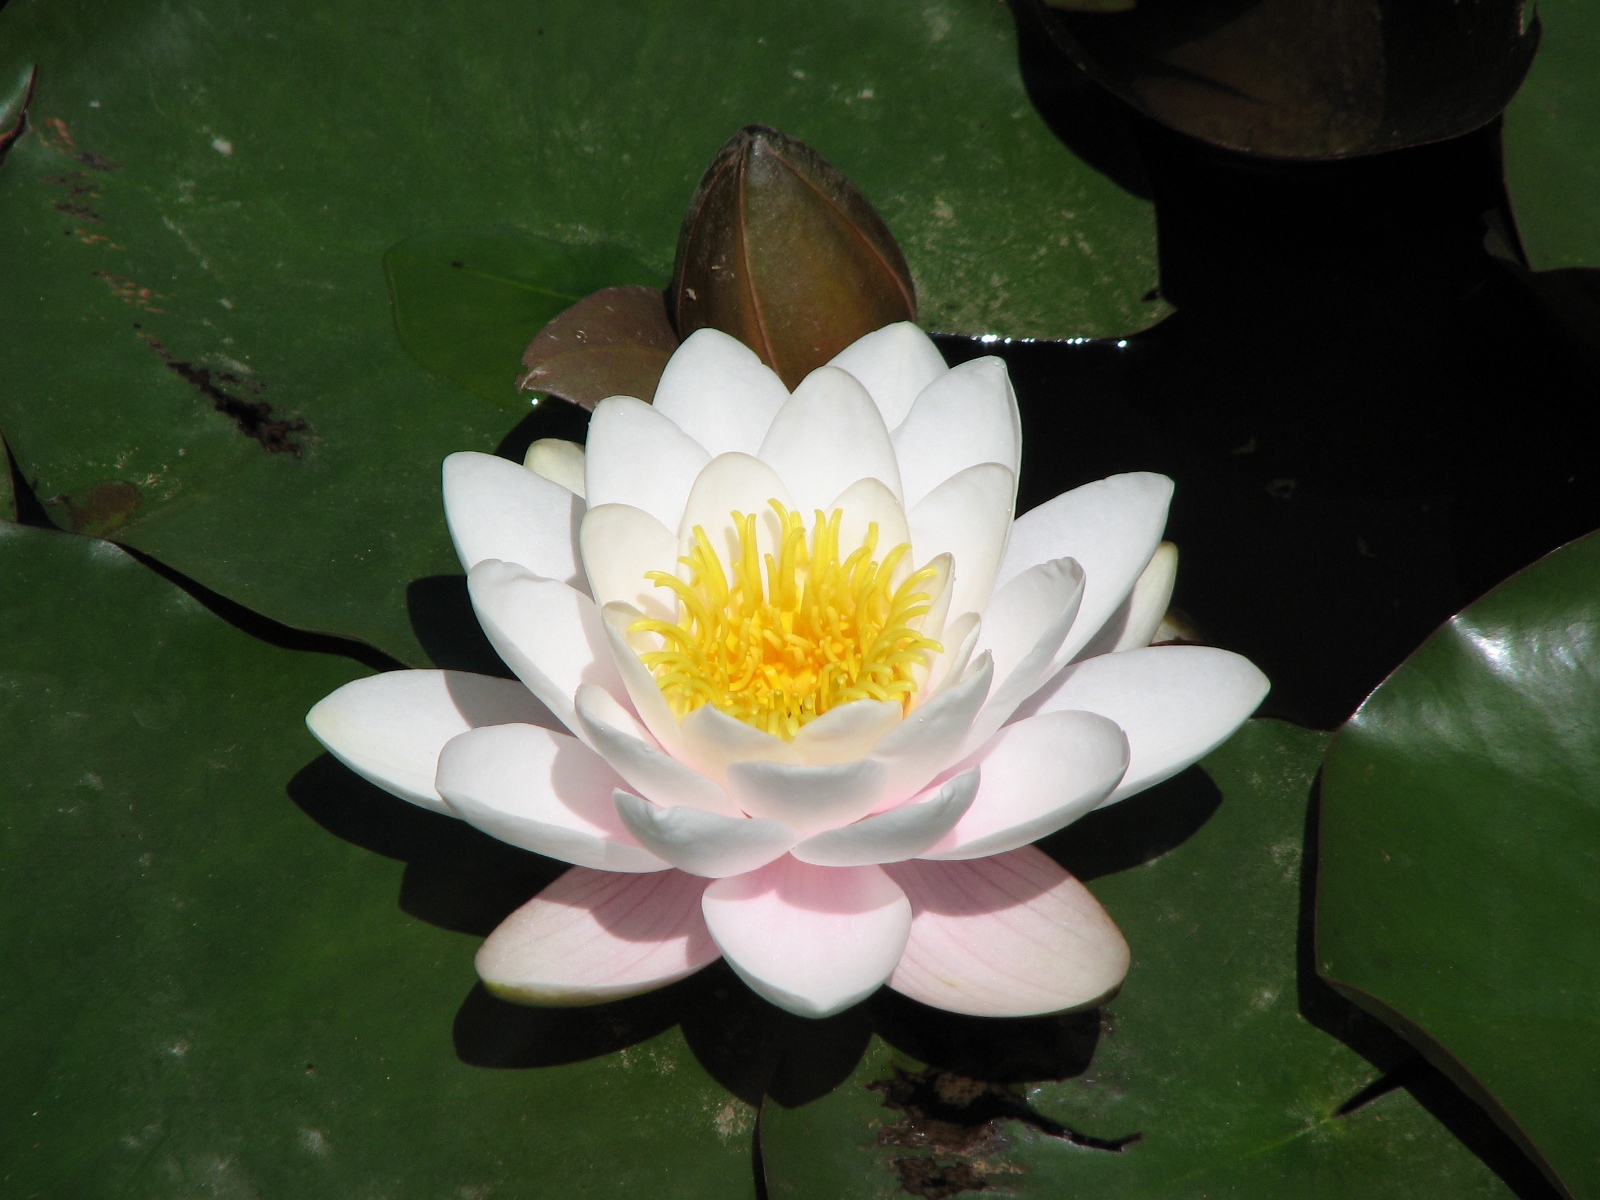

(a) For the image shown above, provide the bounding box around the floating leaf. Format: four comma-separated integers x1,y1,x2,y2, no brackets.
385,231,662,408
1028,0,1539,159
0,522,755,1197
671,125,915,389
1318,529,1600,1200
761,722,1520,1197
0,0,1158,666
517,284,678,409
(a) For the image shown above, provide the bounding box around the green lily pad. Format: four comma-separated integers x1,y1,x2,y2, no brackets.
0,522,754,1197
1503,0,1600,270
0,0,1158,665
1318,530,1600,1200
761,721,1518,1198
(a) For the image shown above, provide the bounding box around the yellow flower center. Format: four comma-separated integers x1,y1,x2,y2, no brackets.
630,501,944,739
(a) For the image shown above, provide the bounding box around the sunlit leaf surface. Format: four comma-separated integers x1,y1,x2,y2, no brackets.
1319,529,1600,1200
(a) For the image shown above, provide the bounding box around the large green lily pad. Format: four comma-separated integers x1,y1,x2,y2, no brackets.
1318,530,1600,1200
1503,0,1600,271
0,0,1158,665
0,522,755,1197
761,721,1518,1198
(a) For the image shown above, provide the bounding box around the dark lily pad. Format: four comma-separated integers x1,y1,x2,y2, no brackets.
1028,0,1540,159
1318,529,1600,1200
0,522,755,1197
761,721,1519,1197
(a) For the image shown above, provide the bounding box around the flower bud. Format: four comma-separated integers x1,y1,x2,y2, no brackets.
670,125,916,389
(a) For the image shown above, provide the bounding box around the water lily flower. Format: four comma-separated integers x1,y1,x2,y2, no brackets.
307,322,1268,1019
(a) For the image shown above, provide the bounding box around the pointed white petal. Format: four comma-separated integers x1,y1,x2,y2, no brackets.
827,321,947,430
477,868,718,1005
1081,541,1179,657
307,670,556,814
573,684,741,817
892,356,1021,509
651,328,791,457
758,365,903,512
579,503,679,621
1032,645,1269,805
435,724,668,871
443,451,584,587
614,791,796,878
925,711,1127,859
789,700,904,766
680,704,803,780
702,857,911,1017
584,395,710,531
997,472,1174,665
675,451,793,564
960,558,1083,754
826,477,911,571
467,561,624,735
885,848,1129,1017
598,601,688,757
792,769,978,867
524,438,587,498
725,758,889,837
869,654,993,805
908,463,1014,620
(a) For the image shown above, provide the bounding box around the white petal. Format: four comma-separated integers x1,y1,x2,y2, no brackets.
826,477,911,572
1031,645,1269,805
442,451,584,588
869,653,993,805
675,452,793,565
791,769,978,867
827,321,947,430
467,561,624,735
614,791,796,878
925,610,980,696
598,601,689,757
924,711,1127,860
573,685,741,816
701,857,911,1017
680,704,802,781
725,758,889,837
891,357,1021,510
477,868,718,1005
579,503,679,621
996,472,1174,665
435,724,668,872
961,557,1084,754
584,395,711,531
908,463,1014,620
758,365,903,512
885,848,1129,1017
1081,541,1179,657
524,438,586,498
651,328,791,457
789,700,904,766
307,670,557,814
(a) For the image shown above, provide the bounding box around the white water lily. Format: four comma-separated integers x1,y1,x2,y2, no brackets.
308,322,1268,1019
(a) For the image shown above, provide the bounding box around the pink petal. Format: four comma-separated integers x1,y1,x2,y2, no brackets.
924,711,1127,860
701,857,912,1017
613,791,796,878
435,724,668,873
478,868,719,1005
884,849,1129,1017
791,769,979,868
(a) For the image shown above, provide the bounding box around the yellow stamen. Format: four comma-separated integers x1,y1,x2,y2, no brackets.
630,501,944,739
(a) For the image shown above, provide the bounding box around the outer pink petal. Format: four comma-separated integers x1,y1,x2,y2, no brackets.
701,857,912,1017
884,849,1129,1017
477,868,719,1005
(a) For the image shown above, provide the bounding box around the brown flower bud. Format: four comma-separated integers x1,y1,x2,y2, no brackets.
670,125,916,389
